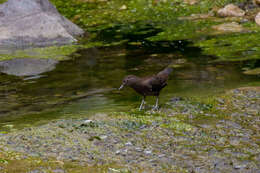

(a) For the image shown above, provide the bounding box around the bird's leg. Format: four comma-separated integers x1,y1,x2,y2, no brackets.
152,96,159,111
139,96,145,111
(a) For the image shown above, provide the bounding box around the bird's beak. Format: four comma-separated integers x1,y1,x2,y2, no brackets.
119,84,125,90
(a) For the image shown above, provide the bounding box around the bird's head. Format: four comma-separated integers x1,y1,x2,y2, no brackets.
119,75,137,90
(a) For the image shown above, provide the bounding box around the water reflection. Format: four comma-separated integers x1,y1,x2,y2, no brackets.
0,58,58,77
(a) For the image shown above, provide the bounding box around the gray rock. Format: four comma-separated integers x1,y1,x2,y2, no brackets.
0,58,57,76
0,0,84,47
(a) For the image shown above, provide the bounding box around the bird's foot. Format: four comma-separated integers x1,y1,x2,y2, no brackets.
152,105,159,111
139,105,145,111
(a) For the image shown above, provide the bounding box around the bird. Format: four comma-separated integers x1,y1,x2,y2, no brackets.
119,67,173,111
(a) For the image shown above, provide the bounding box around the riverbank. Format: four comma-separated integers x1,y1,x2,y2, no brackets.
0,87,259,172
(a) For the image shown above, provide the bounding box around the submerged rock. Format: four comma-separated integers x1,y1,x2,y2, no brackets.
0,58,58,76
0,0,84,47
217,4,245,17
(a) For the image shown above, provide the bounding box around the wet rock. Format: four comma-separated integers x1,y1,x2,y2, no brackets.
217,4,245,17
212,22,244,33
255,12,260,26
0,58,57,76
0,0,84,47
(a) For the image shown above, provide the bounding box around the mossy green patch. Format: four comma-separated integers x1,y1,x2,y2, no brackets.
243,67,260,75
196,31,260,61
0,0,6,4
0,45,85,61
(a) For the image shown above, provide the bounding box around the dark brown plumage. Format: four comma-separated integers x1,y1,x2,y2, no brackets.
119,67,173,110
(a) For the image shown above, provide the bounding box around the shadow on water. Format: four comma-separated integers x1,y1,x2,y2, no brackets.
0,23,259,130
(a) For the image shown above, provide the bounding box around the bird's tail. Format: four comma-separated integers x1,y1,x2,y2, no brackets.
157,67,173,79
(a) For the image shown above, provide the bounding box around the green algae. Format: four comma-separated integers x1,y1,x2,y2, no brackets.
243,67,260,75
0,45,83,61
50,0,260,63
196,31,260,62
0,0,6,4
0,0,257,63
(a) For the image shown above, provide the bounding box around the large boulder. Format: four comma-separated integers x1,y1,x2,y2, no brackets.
0,0,84,47
217,4,245,17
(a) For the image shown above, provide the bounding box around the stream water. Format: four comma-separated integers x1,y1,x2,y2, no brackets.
0,25,259,131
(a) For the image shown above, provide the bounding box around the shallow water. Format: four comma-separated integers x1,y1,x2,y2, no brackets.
0,26,259,131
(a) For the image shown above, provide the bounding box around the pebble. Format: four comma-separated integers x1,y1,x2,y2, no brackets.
234,164,247,169
115,150,121,155
135,147,142,152
100,135,108,140
144,150,152,155
0,88,259,172
83,120,94,124
158,154,165,158
125,142,132,146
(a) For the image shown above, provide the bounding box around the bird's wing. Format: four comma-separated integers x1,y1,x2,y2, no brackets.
141,76,166,92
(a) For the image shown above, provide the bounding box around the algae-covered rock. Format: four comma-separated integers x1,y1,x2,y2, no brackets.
217,4,245,17
0,0,84,47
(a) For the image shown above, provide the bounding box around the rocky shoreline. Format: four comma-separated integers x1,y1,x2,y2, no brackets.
0,87,259,172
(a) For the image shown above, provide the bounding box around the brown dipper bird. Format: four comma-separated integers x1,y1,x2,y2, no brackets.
119,67,173,110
